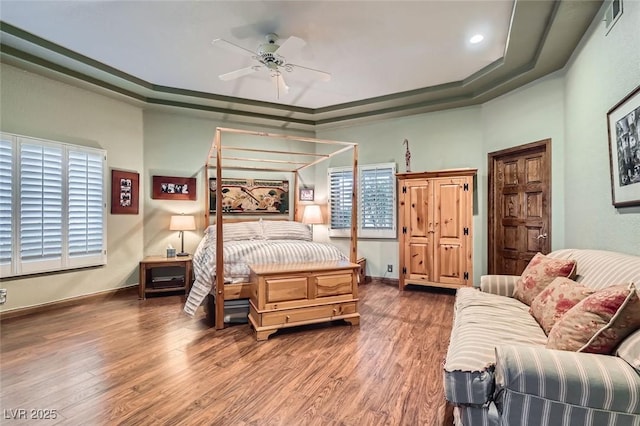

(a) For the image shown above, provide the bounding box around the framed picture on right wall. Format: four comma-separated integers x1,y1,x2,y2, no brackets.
607,84,640,207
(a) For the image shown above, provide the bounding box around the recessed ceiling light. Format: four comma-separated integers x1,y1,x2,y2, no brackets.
470,34,484,44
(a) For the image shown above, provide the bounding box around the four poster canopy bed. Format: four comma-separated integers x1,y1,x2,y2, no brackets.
183,127,360,340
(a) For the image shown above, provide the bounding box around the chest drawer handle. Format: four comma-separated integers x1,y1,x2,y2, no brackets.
285,315,290,322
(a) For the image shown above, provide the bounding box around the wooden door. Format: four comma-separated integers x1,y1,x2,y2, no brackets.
432,177,471,286
488,140,551,275
399,179,433,289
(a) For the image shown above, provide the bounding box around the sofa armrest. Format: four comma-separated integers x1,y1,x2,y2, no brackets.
479,275,519,296
495,345,640,423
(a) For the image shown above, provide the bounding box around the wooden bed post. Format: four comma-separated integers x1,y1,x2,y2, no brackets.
203,165,209,225
350,144,358,263
293,172,299,221
214,128,225,330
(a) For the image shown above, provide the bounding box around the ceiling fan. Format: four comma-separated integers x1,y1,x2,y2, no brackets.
212,33,331,98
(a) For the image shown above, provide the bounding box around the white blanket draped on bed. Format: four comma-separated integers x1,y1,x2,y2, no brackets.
183,234,348,317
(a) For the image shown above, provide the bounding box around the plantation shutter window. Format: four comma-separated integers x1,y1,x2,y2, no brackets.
328,168,353,237
0,137,13,277
20,142,63,273
359,163,396,238
328,162,396,239
1,132,107,277
67,149,105,268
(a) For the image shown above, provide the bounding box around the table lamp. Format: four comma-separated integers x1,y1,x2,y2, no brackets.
302,204,323,228
170,214,196,257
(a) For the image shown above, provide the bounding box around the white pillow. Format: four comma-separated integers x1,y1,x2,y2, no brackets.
261,220,312,241
204,221,264,241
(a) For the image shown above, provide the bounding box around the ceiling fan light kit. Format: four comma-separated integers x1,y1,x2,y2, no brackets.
213,33,330,99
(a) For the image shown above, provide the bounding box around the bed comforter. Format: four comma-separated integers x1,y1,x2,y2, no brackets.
183,234,348,316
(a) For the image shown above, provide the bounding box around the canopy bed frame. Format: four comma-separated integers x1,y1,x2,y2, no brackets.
204,127,359,331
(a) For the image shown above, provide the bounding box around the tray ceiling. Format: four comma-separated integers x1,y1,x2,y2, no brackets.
0,1,602,131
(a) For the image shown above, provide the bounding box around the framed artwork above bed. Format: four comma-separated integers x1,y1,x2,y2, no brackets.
209,178,289,214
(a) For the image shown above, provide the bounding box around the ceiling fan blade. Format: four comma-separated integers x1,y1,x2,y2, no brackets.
288,63,331,82
212,38,256,58
271,73,289,99
274,36,306,59
219,66,259,81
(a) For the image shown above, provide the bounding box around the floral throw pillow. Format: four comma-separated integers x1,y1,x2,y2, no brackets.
530,277,595,335
513,253,577,306
546,283,640,354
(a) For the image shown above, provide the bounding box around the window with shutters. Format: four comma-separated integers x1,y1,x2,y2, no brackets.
327,162,396,239
0,132,107,277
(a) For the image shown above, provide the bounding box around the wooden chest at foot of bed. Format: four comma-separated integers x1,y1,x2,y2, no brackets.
248,261,361,341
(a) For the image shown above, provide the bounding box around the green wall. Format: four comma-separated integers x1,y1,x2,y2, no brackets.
563,0,640,254
0,64,145,312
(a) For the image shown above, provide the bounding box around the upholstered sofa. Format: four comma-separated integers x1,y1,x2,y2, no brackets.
443,249,640,425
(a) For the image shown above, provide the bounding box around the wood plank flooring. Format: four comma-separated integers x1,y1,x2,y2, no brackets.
0,280,456,426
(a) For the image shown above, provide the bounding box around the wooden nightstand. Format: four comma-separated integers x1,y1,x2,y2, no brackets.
357,257,370,284
139,255,193,299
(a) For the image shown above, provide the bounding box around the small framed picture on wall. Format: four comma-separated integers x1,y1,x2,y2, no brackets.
152,176,197,201
299,187,315,202
111,169,139,214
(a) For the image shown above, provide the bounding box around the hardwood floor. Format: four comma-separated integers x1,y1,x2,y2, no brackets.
0,280,456,426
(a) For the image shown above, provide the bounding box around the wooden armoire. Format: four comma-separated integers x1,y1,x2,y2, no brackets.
397,169,476,291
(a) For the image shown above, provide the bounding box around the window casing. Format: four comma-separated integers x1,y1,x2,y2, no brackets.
328,162,396,239
0,133,107,277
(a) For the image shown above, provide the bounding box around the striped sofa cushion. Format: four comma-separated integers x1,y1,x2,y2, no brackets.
479,274,519,296
548,249,640,290
456,404,500,426
495,345,640,425
618,329,640,373
444,288,547,405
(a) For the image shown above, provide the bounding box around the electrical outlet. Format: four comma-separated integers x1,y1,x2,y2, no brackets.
387,264,393,273
0,288,6,305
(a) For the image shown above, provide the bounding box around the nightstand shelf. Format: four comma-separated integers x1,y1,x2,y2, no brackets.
139,255,193,299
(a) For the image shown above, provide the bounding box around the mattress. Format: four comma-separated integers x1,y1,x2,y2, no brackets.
183,236,348,317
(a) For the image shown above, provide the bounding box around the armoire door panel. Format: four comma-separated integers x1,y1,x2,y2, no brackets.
438,244,463,284
437,183,462,239
409,186,430,238
407,242,431,278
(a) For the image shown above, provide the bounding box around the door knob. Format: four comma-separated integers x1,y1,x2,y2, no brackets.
537,233,548,240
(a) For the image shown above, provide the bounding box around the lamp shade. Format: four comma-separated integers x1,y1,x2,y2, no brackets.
169,215,196,231
302,205,323,225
